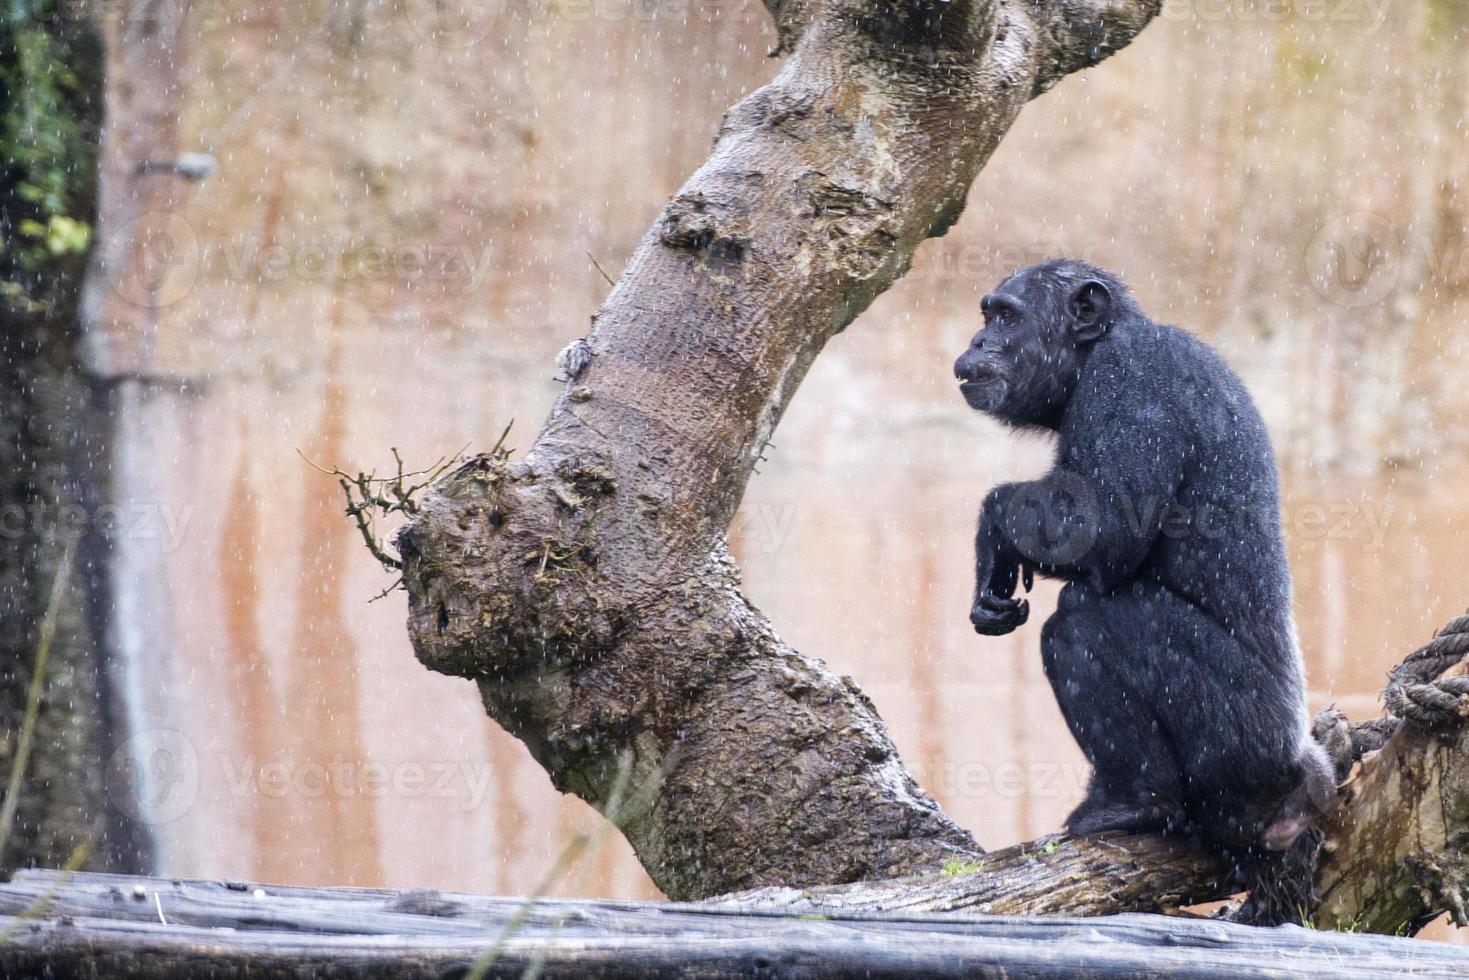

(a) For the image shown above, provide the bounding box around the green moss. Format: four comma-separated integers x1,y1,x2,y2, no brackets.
1,2,102,315
941,857,985,877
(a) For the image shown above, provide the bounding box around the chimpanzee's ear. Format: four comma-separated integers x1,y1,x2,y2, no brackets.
1068,279,1113,343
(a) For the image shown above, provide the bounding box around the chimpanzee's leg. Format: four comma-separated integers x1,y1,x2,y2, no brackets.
1107,583,1303,849
1045,579,1303,847
1041,582,1183,835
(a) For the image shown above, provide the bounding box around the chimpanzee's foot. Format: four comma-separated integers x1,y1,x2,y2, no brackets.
1066,791,1175,837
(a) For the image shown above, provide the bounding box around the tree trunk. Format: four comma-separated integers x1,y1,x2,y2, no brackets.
398,0,1163,901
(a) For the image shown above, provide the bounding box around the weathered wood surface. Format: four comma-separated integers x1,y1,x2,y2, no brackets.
2,870,1467,978
716,833,1234,917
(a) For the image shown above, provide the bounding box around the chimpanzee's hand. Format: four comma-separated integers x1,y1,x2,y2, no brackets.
971,489,1035,636
970,592,1030,635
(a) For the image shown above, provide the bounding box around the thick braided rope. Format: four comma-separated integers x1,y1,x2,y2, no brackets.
1384,609,1469,727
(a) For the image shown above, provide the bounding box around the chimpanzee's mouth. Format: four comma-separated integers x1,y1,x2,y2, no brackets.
959,376,1006,410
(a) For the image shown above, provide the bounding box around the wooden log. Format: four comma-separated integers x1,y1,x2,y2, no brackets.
2,870,1466,978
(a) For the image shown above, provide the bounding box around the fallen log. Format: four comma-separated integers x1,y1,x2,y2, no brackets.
2,869,1467,979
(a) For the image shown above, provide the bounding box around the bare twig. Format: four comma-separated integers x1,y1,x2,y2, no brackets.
301,427,516,586
488,420,514,457
585,251,617,287
367,577,405,603
297,441,481,580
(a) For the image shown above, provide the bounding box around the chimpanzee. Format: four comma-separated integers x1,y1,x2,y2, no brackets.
954,259,1334,855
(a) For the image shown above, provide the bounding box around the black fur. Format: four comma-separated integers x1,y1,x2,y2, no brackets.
955,259,1334,857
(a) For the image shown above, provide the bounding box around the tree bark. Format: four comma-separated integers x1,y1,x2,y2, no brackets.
1309,620,1469,933
398,0,1164,902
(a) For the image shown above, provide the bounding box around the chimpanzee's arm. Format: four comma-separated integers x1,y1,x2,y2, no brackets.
970,485,1033,635
1062,399,1185,590
972,402,1185,635
1007,402,1184,593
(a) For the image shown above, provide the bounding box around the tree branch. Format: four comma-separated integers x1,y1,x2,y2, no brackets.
718,834,1232,916
1313,639,1469,932
1029,0,1166,97
718,610,1469,934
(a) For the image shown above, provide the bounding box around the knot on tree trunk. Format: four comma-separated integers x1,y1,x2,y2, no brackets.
659,193,753,273
396,452,626,679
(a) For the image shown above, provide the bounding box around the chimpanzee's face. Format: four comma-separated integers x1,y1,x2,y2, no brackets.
955,288,1030,414
954,271,1085,428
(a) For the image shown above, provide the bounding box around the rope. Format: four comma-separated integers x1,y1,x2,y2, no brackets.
1384,608,1469,729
